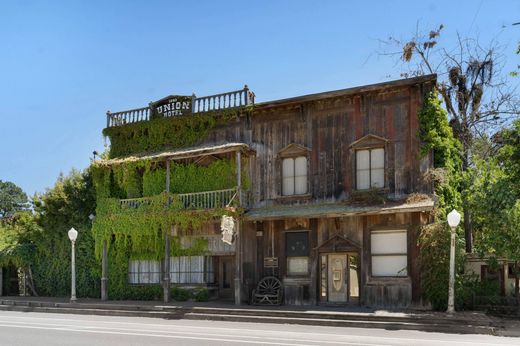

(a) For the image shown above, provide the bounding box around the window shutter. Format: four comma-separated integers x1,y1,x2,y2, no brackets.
356,150,370,190
370,148,385,188
282,158,295,195
294,156,308,194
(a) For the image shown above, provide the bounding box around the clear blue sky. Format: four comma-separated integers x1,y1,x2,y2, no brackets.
1,0,518,196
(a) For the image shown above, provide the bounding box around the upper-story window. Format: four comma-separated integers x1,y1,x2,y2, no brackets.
282,157,308,195
278,144,311,196
350,134,388,191
356,148,385,190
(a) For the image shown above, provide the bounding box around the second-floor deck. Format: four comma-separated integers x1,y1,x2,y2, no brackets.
119,187,239,210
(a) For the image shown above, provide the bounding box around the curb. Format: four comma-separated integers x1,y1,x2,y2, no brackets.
0,299,503,336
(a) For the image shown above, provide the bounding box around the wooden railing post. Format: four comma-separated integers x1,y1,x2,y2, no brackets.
101,240,108,301
236,150,242,207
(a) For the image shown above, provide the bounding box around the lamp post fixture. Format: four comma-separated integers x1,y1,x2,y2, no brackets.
68,227,78,303
447,209,461,313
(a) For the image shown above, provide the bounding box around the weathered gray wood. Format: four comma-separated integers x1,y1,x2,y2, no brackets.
236,151,242,206
101,240,108,301
234,220,242,305
0,267,3,296
163,230,171,303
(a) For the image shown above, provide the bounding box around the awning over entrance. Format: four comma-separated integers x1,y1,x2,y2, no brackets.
96,142,256,165
245,198,435,221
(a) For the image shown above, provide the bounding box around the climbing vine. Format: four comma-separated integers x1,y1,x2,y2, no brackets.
90,154,244,300
416,89,467,310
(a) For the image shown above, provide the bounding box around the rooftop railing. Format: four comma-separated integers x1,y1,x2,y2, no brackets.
106,86,254,128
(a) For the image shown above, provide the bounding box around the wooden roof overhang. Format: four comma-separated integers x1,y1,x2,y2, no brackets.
96,143,256,166
252,74,437,111
244,198,435,221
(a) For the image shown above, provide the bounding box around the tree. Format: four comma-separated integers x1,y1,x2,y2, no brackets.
31,169,99,297
469,119,520,296
382,25,520,252
0,180,29,218
0,211,41,295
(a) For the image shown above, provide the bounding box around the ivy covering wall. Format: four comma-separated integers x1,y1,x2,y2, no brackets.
90,156,242,300
103,107,249,159
416,90,467,310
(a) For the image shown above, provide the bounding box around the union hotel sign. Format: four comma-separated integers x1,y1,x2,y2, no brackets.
152,95,192,117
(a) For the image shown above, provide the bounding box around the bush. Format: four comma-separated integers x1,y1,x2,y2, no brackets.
194,288,209,302
171,287,191,301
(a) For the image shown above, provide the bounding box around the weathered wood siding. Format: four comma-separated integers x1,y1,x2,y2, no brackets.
201,82,434,208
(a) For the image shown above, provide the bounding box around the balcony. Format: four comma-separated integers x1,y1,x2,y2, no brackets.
106,86,255,128
119,187,239,210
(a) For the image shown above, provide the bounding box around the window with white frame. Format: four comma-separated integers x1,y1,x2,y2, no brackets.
282,156,308,196
370,229,407,277
128,260,161,284
356,148,385,190
170,256,215,284
286,231,309,275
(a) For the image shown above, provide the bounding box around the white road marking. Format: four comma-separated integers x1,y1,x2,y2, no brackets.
0,322,389,346
0,311,514,346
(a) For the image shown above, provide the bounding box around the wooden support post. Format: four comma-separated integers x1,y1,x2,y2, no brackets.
234,220,242,305
236,150,242,206
163,159,171,303
101,240,108,301
0,267,3,297
166,160,171,194
234,150,243,305
163,231,171,303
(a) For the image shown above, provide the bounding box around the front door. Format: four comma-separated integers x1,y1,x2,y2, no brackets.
328,254,348,302
218,256,234,299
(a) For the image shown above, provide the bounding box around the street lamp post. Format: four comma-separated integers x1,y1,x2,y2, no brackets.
68,227,78,303
447,209,461,313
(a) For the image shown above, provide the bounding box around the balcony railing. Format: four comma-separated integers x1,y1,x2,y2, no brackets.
106,86,255,128
119,188,238,210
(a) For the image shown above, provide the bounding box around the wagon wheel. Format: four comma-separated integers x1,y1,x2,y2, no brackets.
258,276,281,294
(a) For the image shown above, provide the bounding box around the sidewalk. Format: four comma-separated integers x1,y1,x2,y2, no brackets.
1,296,518,337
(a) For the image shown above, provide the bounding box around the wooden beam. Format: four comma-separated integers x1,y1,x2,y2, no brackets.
166,160,171,193
234,220,242,305
163,231,171,303
101,240,108,301
236,150,241,207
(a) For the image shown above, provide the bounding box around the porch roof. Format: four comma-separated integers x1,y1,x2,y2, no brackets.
97,142,255,165
244,197,435,221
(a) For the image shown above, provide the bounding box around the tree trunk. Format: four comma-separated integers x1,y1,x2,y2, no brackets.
515,262,519,298
26,266,38,297
462,140,473,253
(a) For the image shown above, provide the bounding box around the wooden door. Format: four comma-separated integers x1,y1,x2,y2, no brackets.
328,254,348,303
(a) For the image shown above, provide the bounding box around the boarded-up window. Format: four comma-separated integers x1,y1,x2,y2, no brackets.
286,232,309,275
282,156,308,196
128,260,161,284
170,256,215,284
356,148,385,190
371,230,407,277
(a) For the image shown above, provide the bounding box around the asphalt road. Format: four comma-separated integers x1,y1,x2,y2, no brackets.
0,311,517,346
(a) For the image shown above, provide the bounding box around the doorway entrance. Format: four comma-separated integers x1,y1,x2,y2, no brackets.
218,256,234,299
320,253,359,303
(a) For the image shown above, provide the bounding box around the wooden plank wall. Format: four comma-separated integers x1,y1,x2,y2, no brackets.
242,211,426,306
200,83,432,209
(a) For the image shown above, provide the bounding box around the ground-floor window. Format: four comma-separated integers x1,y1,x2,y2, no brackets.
128,256,216,285
128,260,161,284
286,231,309,275
370,229,407,277
170,256,215,284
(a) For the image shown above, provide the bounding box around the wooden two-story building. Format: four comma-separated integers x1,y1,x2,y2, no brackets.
96,74,437,307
